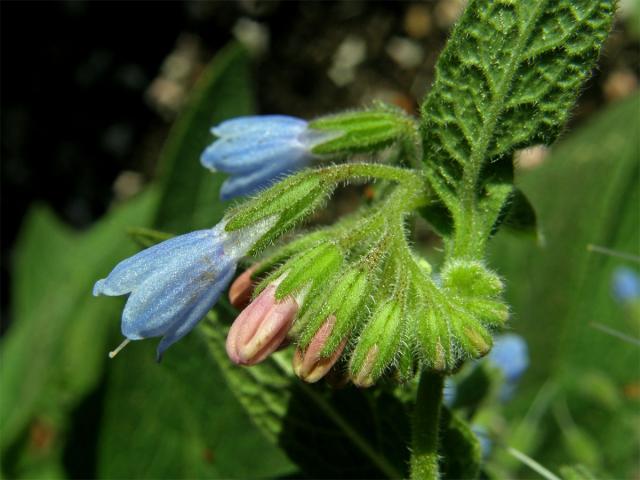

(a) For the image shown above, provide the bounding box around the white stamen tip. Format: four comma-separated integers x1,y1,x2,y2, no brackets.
108,338,131,359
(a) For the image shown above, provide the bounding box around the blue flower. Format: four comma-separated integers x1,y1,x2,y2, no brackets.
94,218,275,359
487,334,529,400
201,115,334,200
611,267,640,304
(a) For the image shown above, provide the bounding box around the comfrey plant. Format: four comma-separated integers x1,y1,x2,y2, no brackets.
94,1,614,478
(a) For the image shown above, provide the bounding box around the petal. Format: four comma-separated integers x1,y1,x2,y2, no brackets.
211,115,307,138
219,154,311,200
93,230,215,296
155,264,236,359
200,138,308,174
120,240,228,339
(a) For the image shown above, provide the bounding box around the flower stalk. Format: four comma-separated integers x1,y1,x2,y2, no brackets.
411,370,445,480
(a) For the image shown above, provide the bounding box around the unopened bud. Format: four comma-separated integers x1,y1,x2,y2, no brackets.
292,315,347,383
463,325,492,357
442,260,503,298
226,284,298,365
309,108,414,156
350,300,403,387
229,264,259,309
351,346,379,388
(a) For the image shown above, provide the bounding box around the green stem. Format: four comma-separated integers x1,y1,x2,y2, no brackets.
411,370,444,480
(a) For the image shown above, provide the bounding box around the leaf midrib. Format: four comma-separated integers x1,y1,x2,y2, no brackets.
457,0,549,257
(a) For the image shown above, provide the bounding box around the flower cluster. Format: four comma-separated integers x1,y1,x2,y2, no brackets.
95,108,511,389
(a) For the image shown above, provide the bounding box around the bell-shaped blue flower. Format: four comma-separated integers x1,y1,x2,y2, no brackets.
201,115,335,200
93,218,275,359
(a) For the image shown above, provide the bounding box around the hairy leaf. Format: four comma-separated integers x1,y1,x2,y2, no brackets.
201,314,410,479
420,0,614,257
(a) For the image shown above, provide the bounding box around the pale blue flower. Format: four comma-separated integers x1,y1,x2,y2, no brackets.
487,334,529,401
611,267,640,304
201,115,334,200
94,218,275,359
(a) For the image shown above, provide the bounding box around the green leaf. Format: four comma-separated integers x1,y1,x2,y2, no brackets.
153,42,254,233
489,95,640,478
420,0,614,258
97,333,294,479
0,190,157,475
199,314,409,479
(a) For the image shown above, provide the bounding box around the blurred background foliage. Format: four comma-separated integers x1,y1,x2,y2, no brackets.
1,1,639,479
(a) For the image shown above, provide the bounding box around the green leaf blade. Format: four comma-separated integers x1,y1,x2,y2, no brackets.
420,0,615,256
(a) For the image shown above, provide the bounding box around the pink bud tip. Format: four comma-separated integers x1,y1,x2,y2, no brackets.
292,315,347,383
229,265,259,310
351,345,379,388
226,284,298,366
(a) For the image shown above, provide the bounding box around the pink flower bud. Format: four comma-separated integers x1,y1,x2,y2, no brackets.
229,265,259,310
351,345,379,388
292,315,347,383
226,284,297,365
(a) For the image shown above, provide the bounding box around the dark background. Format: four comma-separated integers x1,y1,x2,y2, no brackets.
1,0,638,328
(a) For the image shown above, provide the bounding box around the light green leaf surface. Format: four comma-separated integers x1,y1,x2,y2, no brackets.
490,95,640,478
0,190,157,476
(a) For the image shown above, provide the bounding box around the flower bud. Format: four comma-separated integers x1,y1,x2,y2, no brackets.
292,315,347,383
416,305,454,372
201,115,336,200
275,243,343,300
229,264,259,310
441,260,504,298
226,284,298,365
309,108,415,156
296,268,369,353
350,300,403,387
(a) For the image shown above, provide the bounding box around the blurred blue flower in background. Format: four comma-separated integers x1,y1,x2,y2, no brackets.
94,217,275,359
487,333,529,401
201,115,334,200
611,267,640,304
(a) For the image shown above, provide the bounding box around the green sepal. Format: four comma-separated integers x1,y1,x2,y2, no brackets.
394,337,417,384
349,300,404,386
295,268,368,352
251,229,337,285
309,109,416,156
274,243,343,300
226,171,336,255
452,316,493,359
441,260,503,298
460,297,509,327
416,303,455,372
126,227,174,249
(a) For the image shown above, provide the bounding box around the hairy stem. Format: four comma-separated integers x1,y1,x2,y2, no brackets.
411,370,444,480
